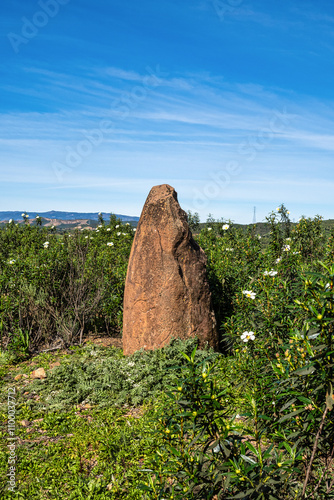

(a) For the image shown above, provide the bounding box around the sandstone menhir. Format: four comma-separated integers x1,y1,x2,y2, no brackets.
122,184,218,355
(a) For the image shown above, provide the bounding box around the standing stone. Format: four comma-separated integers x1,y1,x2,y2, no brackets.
122,184,218,355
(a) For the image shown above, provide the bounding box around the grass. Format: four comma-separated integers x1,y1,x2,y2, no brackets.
0,339,229,499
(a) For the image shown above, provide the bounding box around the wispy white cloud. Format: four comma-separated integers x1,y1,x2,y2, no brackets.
1,63,334,221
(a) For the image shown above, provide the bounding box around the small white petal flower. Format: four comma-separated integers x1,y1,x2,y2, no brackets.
98,224,103,228
286,237,291,241
207,227,212,231
264,270,277,277
115,225,120,228
276,207,280,211
222,224,229,230
98,212,102,215
282,244,290,251
128,361,135,367
43,241,49,248
275,257,281,264
116,232,121,236
85,236,88,239
107,242,114,246
133,228,136,231
8,219,13,223
240,331,255,342
225,248,234,251
8,259,16,265
242,290,256,300
106,228,111,231
257,235,261,239
292,251,300,255
126,223,130,225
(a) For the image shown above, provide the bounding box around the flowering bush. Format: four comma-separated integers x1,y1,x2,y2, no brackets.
0,214,134,355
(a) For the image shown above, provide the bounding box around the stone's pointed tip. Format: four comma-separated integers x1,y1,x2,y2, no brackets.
146,184,177,203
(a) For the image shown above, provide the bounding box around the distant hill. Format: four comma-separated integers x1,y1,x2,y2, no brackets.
0,211,139,222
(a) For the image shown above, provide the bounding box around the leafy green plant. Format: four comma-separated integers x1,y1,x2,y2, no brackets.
141,347,303,499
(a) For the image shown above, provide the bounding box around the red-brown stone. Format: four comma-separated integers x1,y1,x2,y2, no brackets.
122,184,218,355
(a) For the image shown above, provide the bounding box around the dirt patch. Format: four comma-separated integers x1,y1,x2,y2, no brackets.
83,335,123,349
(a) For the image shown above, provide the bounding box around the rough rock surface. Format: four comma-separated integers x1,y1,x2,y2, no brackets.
122,184,218,355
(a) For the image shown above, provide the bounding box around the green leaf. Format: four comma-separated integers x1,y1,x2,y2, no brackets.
280,398,297,411
244,441,257,456
241,454,257,465
278,408,305,423
190,345,198,362
282,442,292,455
293,365,315,376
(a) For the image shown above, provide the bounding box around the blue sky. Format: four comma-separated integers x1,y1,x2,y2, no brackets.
1,0,334,223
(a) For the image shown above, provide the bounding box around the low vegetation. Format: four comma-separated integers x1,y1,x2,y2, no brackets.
1,206,334,498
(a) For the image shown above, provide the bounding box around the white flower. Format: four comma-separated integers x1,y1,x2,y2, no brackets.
85,236,89,239
292,251,300,255
8,259,16,265
98,224,103,228
43,242,49,248
282,244,290,252
325,282,331,290
257,235,261,239
133,228,136,231
8,219,12,223
276,207,280,212
207,227,212,231
21,213,26,217
96,229,99,232
107,242,114,246
286,237,291,241
98,212,102,215
126,223,130,225
264,270,277,277
106,228,111,231
275,257,281,264
241,331,255,342
128,361,135,367
222,224,229,230
242,290,256,300
36,215,40,219
225,248,234,251
51,225,55,230
115,225,120,228
116,232,121,236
